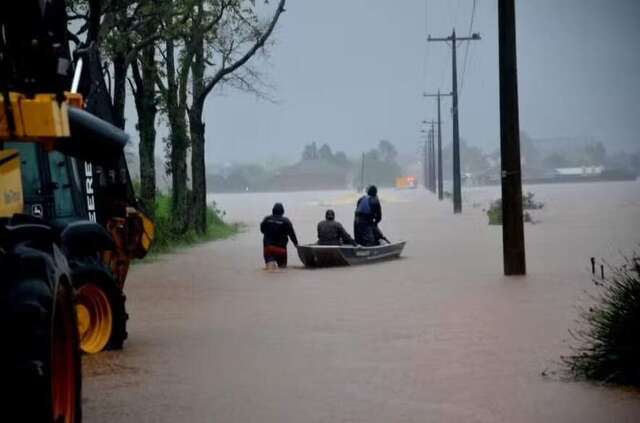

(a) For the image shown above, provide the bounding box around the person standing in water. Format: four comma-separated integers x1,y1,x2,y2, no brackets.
260,202,298,270
354,185,382,246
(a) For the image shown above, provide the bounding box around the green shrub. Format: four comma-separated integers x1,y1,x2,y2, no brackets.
486,199,532,225
563,253,640,386
486,193,538,225
487,199,502,225
149,194,237,255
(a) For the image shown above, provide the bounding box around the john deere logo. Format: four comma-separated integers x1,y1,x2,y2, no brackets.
32,204,43,217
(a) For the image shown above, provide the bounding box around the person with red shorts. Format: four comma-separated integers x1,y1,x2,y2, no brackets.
260,203,298,269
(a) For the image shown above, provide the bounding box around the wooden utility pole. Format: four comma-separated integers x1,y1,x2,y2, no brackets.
428,30,480,213
498,0,526,275
424,90,452,200
429,123,436,192
422,120,438,193
420,128,429,189
424,134,430,190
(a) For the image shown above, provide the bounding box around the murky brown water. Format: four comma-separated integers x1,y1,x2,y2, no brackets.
84,181,640,422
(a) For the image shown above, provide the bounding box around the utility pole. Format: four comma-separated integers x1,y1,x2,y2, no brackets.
422,120,437,193
428,29,480,213
420,128,429,189
429,123,436,192
424,90,452,200
360,152,365,192
425,133,430,190
498,0,526,275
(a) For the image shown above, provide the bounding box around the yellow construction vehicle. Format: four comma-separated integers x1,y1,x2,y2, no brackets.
1,1,154,421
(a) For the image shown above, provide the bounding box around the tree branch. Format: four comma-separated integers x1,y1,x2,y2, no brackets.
124,33,162,65
127,76,138,97
195,0,285,109
131,59,143,94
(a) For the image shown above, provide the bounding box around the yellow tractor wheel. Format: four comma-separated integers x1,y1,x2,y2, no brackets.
75,283,113,354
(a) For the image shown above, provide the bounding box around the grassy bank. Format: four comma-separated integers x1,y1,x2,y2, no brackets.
149,194,238,255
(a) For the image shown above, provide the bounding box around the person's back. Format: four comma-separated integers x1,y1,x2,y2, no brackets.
354,185,382,246
261,214,296,248
355,193,381,224
260,203,298,269
317,210,355,245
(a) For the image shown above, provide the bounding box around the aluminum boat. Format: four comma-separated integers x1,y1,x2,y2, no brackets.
297,241,406,268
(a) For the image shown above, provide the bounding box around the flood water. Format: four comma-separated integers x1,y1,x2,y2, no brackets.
84,181,640,422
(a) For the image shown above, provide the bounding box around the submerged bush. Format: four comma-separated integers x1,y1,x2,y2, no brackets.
486,198,532,225
150,194,237,254
523,191,544,210
563,253,640,386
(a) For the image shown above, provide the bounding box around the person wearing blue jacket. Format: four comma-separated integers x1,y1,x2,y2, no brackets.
354,185,382,246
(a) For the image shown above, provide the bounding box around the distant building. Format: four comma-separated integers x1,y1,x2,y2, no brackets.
270,159,350,191
555,166,604,176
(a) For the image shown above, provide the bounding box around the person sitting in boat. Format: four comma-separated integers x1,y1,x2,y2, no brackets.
260,202,298,270
317,209,357,246
354,185,382,246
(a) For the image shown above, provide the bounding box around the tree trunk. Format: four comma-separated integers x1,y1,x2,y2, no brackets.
189,28,207,234
87,0,101,43
169,123,189,233
132,45,158,215
165,39,189,233
189,107,206,234
187,0,287,234
112,53,127,130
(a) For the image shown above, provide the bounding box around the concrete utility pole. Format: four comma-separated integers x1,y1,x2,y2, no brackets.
424,90,452,200
428,30,480,213
498,0,526,275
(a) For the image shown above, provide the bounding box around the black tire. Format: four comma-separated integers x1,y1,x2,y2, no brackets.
0,277,82,422
52,278,83,422
72,261,128,353
106,290,128,351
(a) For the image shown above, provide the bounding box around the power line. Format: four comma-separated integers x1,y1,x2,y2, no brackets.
428,30,480,214
422,0,430,90
424,90,452,200
459,0,478,98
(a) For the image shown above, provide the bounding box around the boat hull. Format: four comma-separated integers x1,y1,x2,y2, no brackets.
297,241,406,268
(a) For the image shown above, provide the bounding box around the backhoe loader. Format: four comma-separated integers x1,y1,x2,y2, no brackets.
1,1,154,421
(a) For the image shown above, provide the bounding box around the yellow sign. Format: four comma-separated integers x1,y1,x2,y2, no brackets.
0,149,24,217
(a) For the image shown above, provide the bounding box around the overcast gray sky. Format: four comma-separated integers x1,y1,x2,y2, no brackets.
197,0,640,165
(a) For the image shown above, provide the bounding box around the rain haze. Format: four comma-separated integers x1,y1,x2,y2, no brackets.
201,0,640,165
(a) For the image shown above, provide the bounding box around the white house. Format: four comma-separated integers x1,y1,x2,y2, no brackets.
555,166,604,176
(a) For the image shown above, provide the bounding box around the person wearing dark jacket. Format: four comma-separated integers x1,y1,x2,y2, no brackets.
260,203,298,269
317,209,356,246
354,185,382,246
